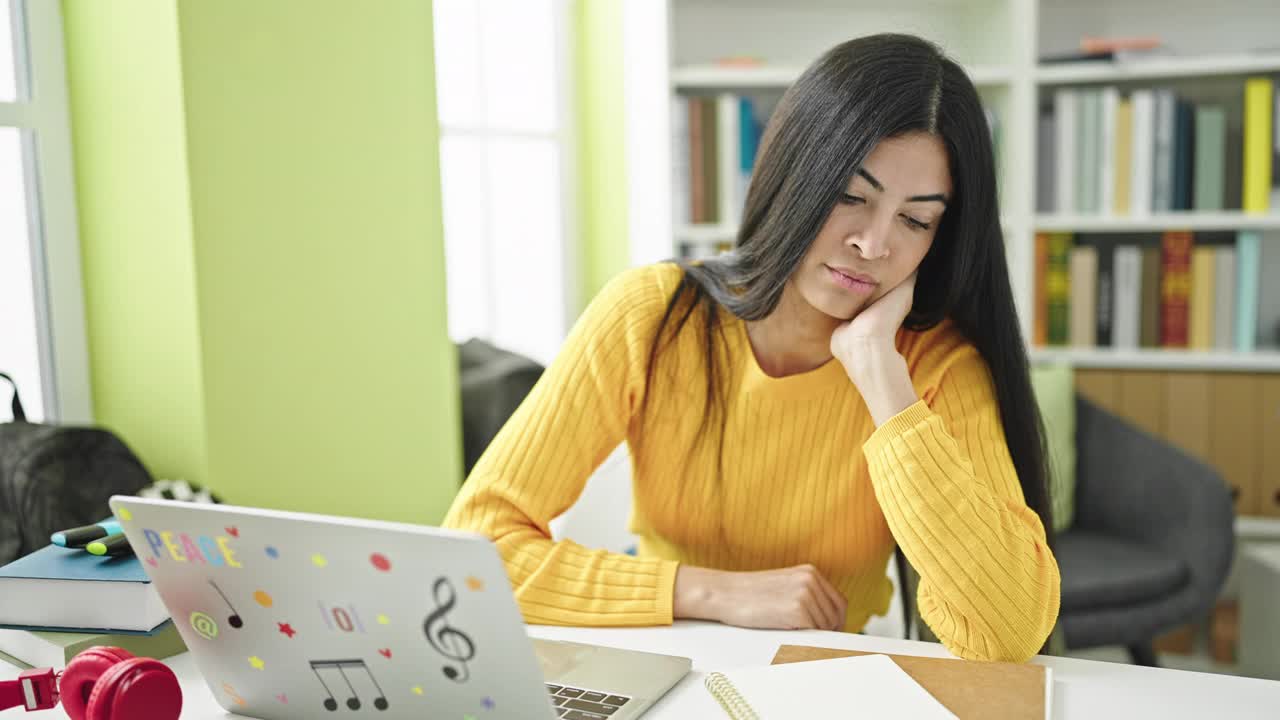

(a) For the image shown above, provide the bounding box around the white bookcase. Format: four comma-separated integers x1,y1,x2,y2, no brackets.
622,0,1280,373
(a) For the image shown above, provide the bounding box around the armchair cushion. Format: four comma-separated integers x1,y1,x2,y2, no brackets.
1057,530,1190,613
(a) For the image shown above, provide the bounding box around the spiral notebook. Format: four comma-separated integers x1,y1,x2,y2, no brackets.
704,653,958,719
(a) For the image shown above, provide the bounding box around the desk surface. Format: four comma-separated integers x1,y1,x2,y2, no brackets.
3,621,1278,719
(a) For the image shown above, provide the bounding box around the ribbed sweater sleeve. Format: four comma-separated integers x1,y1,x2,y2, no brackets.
443,266,680,626
862,346,1061,663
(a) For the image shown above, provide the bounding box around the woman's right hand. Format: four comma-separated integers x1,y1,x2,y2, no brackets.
673,564,848,632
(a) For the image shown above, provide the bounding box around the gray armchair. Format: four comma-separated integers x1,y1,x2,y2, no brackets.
897,394,1235,666
1057,394,1235,665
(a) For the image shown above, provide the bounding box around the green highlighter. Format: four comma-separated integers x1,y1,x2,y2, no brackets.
85,532,135,557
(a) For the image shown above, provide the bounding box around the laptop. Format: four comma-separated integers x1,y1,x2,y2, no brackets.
108,496,691,719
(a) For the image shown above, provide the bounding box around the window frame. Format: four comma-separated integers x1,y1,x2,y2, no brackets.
0,0,91,423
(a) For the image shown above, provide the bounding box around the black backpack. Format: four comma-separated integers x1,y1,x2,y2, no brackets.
0,373,153,565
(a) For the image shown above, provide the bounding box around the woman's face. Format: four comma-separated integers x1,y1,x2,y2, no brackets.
791,132,952,321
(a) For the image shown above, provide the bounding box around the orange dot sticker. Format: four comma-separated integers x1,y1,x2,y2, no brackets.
253,590,273,608
465,576,485,592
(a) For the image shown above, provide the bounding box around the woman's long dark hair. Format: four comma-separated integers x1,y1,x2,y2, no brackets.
643,34,1054,540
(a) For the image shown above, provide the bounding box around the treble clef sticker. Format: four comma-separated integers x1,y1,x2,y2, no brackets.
422,576,476,682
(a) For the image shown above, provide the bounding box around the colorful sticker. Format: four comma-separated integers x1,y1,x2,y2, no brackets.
376,614,391,626
225,526,240,538
190,611,219,640
312,553,328,568
310,659,389,711
265,546,280,559
411,685,424,696
465,576,485,592
378,648,392,659
278,622,297,639
370,553,392,572
222,682,246,707
210,580,244,628
276,693,289,705
319,602,367,634
116,507,132,522
254,590,274,608
423,577,475,682
248,656,265,670
482,697,495,710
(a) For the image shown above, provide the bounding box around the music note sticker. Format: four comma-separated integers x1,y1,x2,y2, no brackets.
210,580,243,628
423,577,476,683
309,659,389,712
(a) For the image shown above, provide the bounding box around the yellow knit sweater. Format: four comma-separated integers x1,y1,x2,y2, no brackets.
444,263,1060,663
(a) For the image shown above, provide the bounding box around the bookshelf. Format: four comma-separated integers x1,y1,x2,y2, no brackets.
626,0,1280,372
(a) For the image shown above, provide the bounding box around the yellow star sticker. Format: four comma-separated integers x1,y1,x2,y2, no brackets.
248,656,265,670
116,508,132,522
411,685,424,696
376,614,391,625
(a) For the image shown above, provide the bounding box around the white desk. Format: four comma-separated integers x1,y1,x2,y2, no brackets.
3,621,1279,719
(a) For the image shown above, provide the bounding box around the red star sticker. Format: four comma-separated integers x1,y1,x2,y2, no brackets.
278,622,296,639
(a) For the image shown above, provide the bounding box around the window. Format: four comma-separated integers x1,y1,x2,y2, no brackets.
0,1,90,422
433,0,575,367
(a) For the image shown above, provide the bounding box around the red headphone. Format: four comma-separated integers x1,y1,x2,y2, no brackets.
0,646,182,719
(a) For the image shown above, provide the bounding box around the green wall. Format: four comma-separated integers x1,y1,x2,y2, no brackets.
574,0,630,307
62,0,210,490
63,0,462,524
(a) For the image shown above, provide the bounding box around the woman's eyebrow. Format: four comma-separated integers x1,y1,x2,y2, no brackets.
856,168,949,206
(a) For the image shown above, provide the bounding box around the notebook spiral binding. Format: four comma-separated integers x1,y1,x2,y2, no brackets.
704,672,761,720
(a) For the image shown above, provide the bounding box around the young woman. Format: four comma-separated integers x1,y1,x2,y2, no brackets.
444,33,1059,663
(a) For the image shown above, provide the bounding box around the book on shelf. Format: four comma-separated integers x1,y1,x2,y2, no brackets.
1044,233,1072,345
1130,89,1155,216
1237,232,1261,351
1100,87,1119,215
1214,247,1238,350
1140,246,1162,347
1114,96,1133,216
1172,99,1195,211
1113,245,1143,348
1189,246,1216,349
1195,105,1228,211
1259,239,1280,348
1054,89,1076,215
0,621,185,669
1153,89,1176,212
1160,230,1193,347
1244,78,1274,214
1070,246,1099,347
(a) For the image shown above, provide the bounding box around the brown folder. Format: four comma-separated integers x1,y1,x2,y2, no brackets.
772,645,1048,720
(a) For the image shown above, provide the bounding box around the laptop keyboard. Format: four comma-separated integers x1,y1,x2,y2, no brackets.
546,683,631,718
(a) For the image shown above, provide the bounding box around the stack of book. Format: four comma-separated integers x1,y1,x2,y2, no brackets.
1037,77,1279,215
1033,230,1280,350
0,543,182,668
